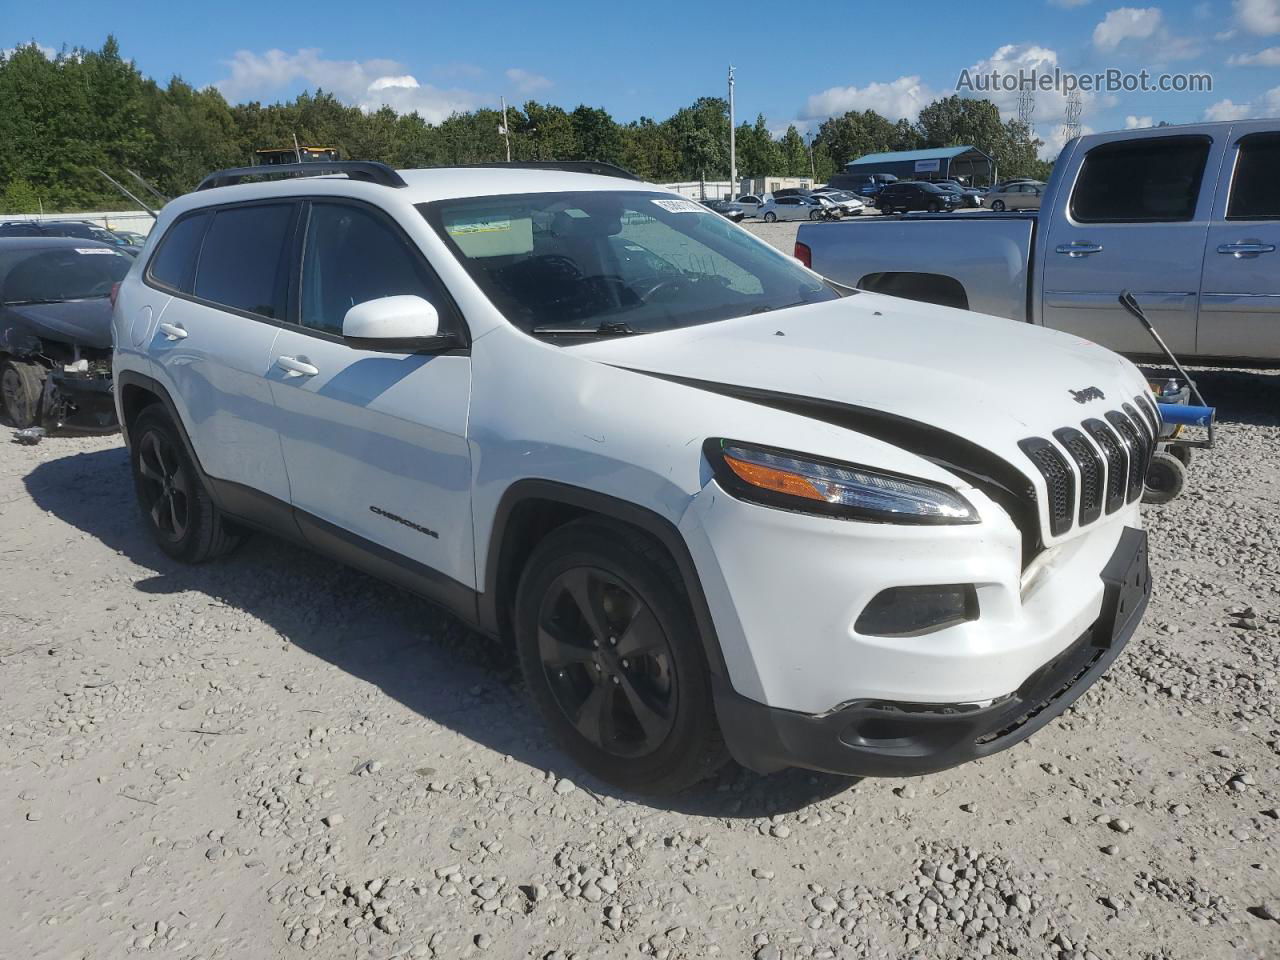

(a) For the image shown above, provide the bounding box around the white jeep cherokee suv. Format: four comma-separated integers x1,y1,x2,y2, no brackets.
112,160,1153,794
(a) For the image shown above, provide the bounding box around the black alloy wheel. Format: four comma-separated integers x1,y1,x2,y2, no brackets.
515,520,727,793
128,406,242,562
136,428,191,544
536,565,678,757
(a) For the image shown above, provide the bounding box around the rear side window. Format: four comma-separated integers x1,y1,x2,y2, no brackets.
299,202,453,336
1071,136,1210,223
1227,133,1280,220
193,204,295,319
147,212,209,294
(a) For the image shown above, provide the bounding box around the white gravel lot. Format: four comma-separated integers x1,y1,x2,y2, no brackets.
1,343,1278,957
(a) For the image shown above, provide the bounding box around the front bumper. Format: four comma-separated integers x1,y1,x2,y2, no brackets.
43,370,117,430
714,526,1150,777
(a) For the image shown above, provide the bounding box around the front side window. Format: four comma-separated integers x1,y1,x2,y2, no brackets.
420,191,837,338
1227,132,1280,220
193,203,295,319
1071,136,1210,222
300,201,452,335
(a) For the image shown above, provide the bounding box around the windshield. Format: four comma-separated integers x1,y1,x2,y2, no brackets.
420,191,839,338
0,246,132,304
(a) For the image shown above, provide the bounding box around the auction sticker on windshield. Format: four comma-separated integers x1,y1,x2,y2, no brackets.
75,247,117,255
651,199,704,213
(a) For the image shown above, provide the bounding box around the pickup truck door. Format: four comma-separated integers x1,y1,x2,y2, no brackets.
1197,122,1280,361
1039,131,1225,356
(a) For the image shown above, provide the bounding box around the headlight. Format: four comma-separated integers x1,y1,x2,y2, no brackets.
704,439,979,524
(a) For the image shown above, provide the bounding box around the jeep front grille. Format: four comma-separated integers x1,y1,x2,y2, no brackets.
1020,406,1154,539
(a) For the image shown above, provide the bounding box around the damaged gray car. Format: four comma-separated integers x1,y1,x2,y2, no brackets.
1,236,131,430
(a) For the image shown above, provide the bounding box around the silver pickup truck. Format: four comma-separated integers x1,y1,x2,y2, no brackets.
797,120,1280,363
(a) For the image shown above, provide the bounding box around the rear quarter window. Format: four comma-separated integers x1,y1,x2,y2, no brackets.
147,212,210,294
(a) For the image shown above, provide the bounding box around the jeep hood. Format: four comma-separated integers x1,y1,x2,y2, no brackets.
570,293,1146,468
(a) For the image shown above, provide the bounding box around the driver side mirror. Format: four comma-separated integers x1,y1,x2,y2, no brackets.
342,295,451,352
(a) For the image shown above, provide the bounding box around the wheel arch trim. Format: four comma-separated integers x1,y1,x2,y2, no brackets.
480,479,728,678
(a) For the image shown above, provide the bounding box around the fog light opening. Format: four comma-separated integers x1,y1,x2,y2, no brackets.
854,584,978,638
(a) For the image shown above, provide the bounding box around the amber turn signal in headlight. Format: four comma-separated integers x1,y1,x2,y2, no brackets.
706,439,978,524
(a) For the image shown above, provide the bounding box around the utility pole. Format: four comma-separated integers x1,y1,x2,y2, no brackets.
499,96,512,162
807,132,816,181
728,65,737,201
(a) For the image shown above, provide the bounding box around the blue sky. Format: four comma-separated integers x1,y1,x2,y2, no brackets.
6,0,1280,156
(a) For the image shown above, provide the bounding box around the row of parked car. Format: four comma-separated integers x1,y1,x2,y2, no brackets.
703,187,867,222
0,218,147,254
701,176,1046,222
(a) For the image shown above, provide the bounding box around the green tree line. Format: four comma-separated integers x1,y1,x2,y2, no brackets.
0,37,1053,213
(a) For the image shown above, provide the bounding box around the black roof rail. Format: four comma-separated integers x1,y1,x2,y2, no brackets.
196,161,408,191
442,161,641,180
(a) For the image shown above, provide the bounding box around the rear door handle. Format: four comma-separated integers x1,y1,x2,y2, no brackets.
1217,240,1276,258
275,355,319,378
1055,242,1104,257
157,322,188,340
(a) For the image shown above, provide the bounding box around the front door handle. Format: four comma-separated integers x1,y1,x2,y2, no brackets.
1056,241,1104,257
157,322,188,340
1217,240,1276,259
275,355,319,378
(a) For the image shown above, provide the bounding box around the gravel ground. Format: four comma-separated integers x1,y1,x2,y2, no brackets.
2,360,1278,960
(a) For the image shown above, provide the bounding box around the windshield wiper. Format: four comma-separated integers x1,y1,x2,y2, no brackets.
3,297,69,306
530,320,636,337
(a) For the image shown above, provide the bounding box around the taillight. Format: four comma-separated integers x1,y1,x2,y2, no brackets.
109,282,121,307
794,241,812,269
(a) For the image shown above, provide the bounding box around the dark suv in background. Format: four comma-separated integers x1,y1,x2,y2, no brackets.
876,181,963,214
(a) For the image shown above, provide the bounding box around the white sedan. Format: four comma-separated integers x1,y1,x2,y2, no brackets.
759,195,836,222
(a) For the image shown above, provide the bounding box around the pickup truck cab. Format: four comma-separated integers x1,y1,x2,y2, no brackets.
799,121,1280,363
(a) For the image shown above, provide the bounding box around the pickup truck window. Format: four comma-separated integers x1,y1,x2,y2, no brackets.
1227,133,1280,220
1071,135,1210,223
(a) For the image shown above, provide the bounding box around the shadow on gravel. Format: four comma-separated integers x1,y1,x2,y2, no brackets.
23,445,858,816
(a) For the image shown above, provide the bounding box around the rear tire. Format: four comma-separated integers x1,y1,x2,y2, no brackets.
763,212,777,223
514,519,728,794
129,406,243,562
1,359,45,428
1143,451,1187,504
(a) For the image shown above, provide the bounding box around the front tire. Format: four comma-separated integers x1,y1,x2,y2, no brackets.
129,406,242,562
763,212,777,223
514,520,727,794
809,209,823,221
991,199,1006,211
1,359,45,428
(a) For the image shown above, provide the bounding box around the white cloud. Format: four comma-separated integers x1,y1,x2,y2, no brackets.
1228,44,1280,62
1204,97,1255,119
504,67,551,94
1039,123,1096,157
1092,6,1199,58
1125,114,1154,126
1203,85,1280,119
216,48,488,123
1194,1,1213,17
1235,0,1280,34
802,75,942,122
1,42,57,59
